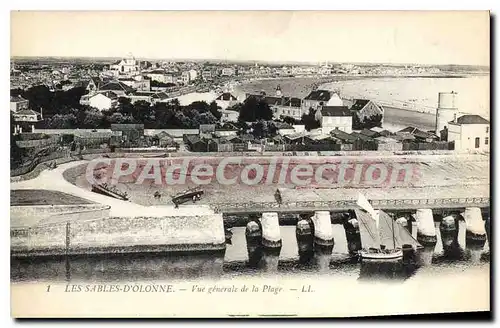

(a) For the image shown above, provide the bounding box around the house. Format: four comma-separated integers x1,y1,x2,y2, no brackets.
330,129,358,143
12,109,43,134
10,96,29,112
202,70,213,81
150,92,170,103
447,114,490,152
88,91,118,111
375,136,403,151
397,127,438,143
350,99,384,128
118,77,136,88
127,92,153,104
146,70,169,84
273,97,303,120
315,106,352,134
215,92,239,110
110,56,140,74
84,77,102,93
220,109,239,123
131,76,151,92
188,69,198,81
153,131,176,148
370,127,392,137
184,135,207,152
221,67,235,76
13,109,43,122
111,124,145,144
214,126,239,138
283,133,305,145
359,128,380,139
248,87,303,120
275,122,296,136
181,71,191,84
302,90,343,112
199,124,216,139
98,80,135,96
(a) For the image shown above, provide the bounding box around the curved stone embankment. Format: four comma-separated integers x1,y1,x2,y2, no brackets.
11,214,226,257
11,160,225,256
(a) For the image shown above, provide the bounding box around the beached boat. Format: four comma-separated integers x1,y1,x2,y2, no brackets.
171,187,204,207
91,183,129,201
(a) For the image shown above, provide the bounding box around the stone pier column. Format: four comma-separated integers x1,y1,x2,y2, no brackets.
311,211,334,254
343,217,361,255
259,212,282,251
296,218,314,261
245,220,263,267
415,209,437,247
463,207,487,248
440,214,459,248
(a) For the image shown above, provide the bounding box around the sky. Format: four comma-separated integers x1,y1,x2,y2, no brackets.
10,11,490,66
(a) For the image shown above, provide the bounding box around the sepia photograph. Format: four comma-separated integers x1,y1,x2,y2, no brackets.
9,10,490,318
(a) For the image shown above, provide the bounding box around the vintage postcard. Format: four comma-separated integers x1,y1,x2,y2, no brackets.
10,10,490,318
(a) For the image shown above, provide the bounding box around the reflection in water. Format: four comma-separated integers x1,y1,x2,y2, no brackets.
12,252,225,283
358,260,410,282
416,246,435,267
11,221,490,283
312,249,332,272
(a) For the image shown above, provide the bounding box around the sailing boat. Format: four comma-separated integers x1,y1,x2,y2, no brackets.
355,208,403,261
355,194,421,261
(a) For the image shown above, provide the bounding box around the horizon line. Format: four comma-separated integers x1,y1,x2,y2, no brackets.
9,55,490,68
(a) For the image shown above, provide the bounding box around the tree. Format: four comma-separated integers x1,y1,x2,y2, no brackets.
152,102,175,128
258,100,273,121
280,116,299,125
23,85,52,112
209,101,222,120
132,100,154,124
301,108,320,131
108,112,127,124
251,120,278,139
186,101,210,113
46,114,77,129
82,109,104,128
238,96,273,122
117,97,134,116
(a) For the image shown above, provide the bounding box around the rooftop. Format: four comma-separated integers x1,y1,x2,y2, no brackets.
99,80,135,93
304,89,332,101
14,109,40,116
10,95,28,103
216,92,237,101
320,106,351,117
449,114,490,125
350,99,371,111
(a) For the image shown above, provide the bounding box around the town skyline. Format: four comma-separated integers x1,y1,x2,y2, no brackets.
10,55,491,70
11,11,489,66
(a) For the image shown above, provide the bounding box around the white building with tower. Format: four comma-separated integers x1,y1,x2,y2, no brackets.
110,54,140,75
435,91,459,135
435,91,490,152
447,115,490,152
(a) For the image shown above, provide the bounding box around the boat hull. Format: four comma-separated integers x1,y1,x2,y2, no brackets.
360,249,403,261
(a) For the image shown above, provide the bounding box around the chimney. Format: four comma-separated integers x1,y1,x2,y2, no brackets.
453,113,458,123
